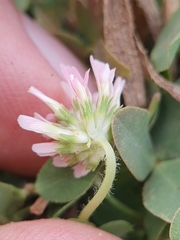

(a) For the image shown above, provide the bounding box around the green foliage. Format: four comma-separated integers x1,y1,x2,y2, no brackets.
170,207,180,240
35,159,97,203
112,107,156,181
151,8,180,72
143,159,180,223
0,182,27,224
99,220,133,238
151,93,180,160
148,92,161,129
52,199,78,218
144,212,167,240
31,0,98,60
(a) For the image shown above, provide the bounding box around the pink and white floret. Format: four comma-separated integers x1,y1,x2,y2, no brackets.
18,56,125,178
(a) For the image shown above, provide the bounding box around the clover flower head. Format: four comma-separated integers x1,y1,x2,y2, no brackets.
18,56,125,178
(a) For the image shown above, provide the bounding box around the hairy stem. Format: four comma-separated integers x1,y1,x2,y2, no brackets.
78,138,116,221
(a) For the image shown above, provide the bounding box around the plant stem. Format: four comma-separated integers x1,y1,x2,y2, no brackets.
52,199,77,218
78,137,116,221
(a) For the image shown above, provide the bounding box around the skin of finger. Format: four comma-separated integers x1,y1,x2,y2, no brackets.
0,0,91,176
0,219,121,240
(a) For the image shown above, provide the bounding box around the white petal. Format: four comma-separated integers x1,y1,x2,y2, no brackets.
60,64,84,84
109,68,116,83
71,66,84,83
72,163,90,178
101,63,111,82
32,142,59,156
114,77,125,96
90,55,105,82
52,155,69,167
90,56,115,96
33,112,49,122
83,69,90,86
18,115,72,140
29,86,62,115
70,77,89,102
18,115,49,133
45,113,56,123
113,77,125,105
61,81,74,101
33,113,56,139
92,92,98,107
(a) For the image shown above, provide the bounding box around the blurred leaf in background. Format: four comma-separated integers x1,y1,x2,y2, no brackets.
151,8,180,72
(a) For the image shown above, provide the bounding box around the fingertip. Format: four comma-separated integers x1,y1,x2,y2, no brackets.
0,219,121,240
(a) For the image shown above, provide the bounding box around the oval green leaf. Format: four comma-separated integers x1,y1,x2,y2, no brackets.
151,93,180,160
35,159,97,203
144,212,167,240
99,220,133,238
0,182,26,224
151,9,180,72
143,159,180,223
148,92,161,129
112,107,155,181
170,207,180,240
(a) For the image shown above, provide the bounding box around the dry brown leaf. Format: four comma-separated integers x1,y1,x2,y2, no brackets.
136,36,180,102
30,197,49,216
135,0,162,40
163,0,179,22
93,40,131,78
103,0,147,107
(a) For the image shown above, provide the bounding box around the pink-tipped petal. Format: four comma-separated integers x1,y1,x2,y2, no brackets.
60,64,84,84
17,115,49,133
53,155,69,167
83,69,90,86
29,87,62,115
90,56,115,97
113,77,126,96
45,113,56,123
109,68,116,83
61,66,91,104
33,113,52,140
72,163,90,178
70,77,88,102
90,55,106,82
34,112,50,122
59,64,71,83
101,63,111,81
18,115,72,140
71,66,84,83
109,77,125,108
61,81,74,101
32,142,59,156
